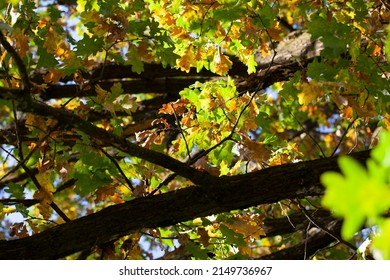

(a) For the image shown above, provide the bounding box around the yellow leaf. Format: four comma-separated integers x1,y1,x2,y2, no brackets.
198,227,210,247
260,37,270,57
243,119,258,130
213,48,232,76
159,98,190,115
382,113,390,131
43,69,66,84
180,5,200,23
137,41,154,62
341,106,353,119
0,205,15,220
230,24,241,40
13,28,29,57
37,18,48,29
33,172,55,219
297,82,325,105
25,113,46,133
225,213,265,242
324,133,334,148
249,98,259,116
95,84,109,101
177,45,196,72
43,27,61,53
171,26,189,39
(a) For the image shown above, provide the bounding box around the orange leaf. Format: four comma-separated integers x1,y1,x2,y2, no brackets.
159,98,190,115
224,213,265,241
213,48,232,76
43,69,66,84
13,28,29,57
267,26,283,41
241,136,271,163
260,37,270,57
372,44,382,56
177,46,196,72
341,106,353,119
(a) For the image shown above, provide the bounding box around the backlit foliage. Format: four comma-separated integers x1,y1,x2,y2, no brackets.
0,0,389,259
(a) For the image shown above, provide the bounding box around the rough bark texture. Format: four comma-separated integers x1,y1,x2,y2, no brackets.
0,150,370,259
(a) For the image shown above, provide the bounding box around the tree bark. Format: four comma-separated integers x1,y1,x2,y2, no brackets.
0,150,370,259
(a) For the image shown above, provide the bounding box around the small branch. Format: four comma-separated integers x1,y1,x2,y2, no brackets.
0,123,59,184
0,198,38,207
170,103,191,160
330,117,358,157
22,100,215,186
293,115,326,158
12,101,24,161
297,203,357,252
54,178,77,194
97,146,135,192
0,30,31,91
303,219,312,260
19,162,71,223
149,149,206,196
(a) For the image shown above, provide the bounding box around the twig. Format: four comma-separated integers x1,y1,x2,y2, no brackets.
292,114,326,158
0,125,57,183
0,198,38,207
97,146,135,192
303,220,312,260
12,101,24,161
330,117,358,157
20,162,71,223
0,30,31,91
149,149,206,195
0,116,70,222
199,1,218,37
298,203,357,252
171,103,192,160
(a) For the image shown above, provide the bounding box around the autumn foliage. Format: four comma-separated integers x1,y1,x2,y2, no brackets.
0,0,389,259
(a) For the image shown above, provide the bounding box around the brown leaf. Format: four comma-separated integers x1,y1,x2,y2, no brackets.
197,227,210,247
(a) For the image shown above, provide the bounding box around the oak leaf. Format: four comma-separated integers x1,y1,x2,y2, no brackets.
213,48,232,76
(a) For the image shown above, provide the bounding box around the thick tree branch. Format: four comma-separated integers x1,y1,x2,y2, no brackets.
9,98,216,186
0,150,371,259
29,30,323,100
258,219,344,260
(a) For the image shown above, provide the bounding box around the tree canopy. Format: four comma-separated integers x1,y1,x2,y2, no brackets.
0,0,389,260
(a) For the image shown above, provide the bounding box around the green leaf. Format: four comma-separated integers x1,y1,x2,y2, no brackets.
321,158,364,238
186,241,210,260
76,34,104,57
219,224,246,247
321,156,390,239
36,43,58,68
386,25,390,61
48,5,63,21
371,131,390,169
72,162,112,196
373,219,390,260
307,13,355,57
4,182,25,199
257,4,275,28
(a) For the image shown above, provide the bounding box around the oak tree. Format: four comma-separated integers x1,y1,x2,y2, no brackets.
0,0,389,259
